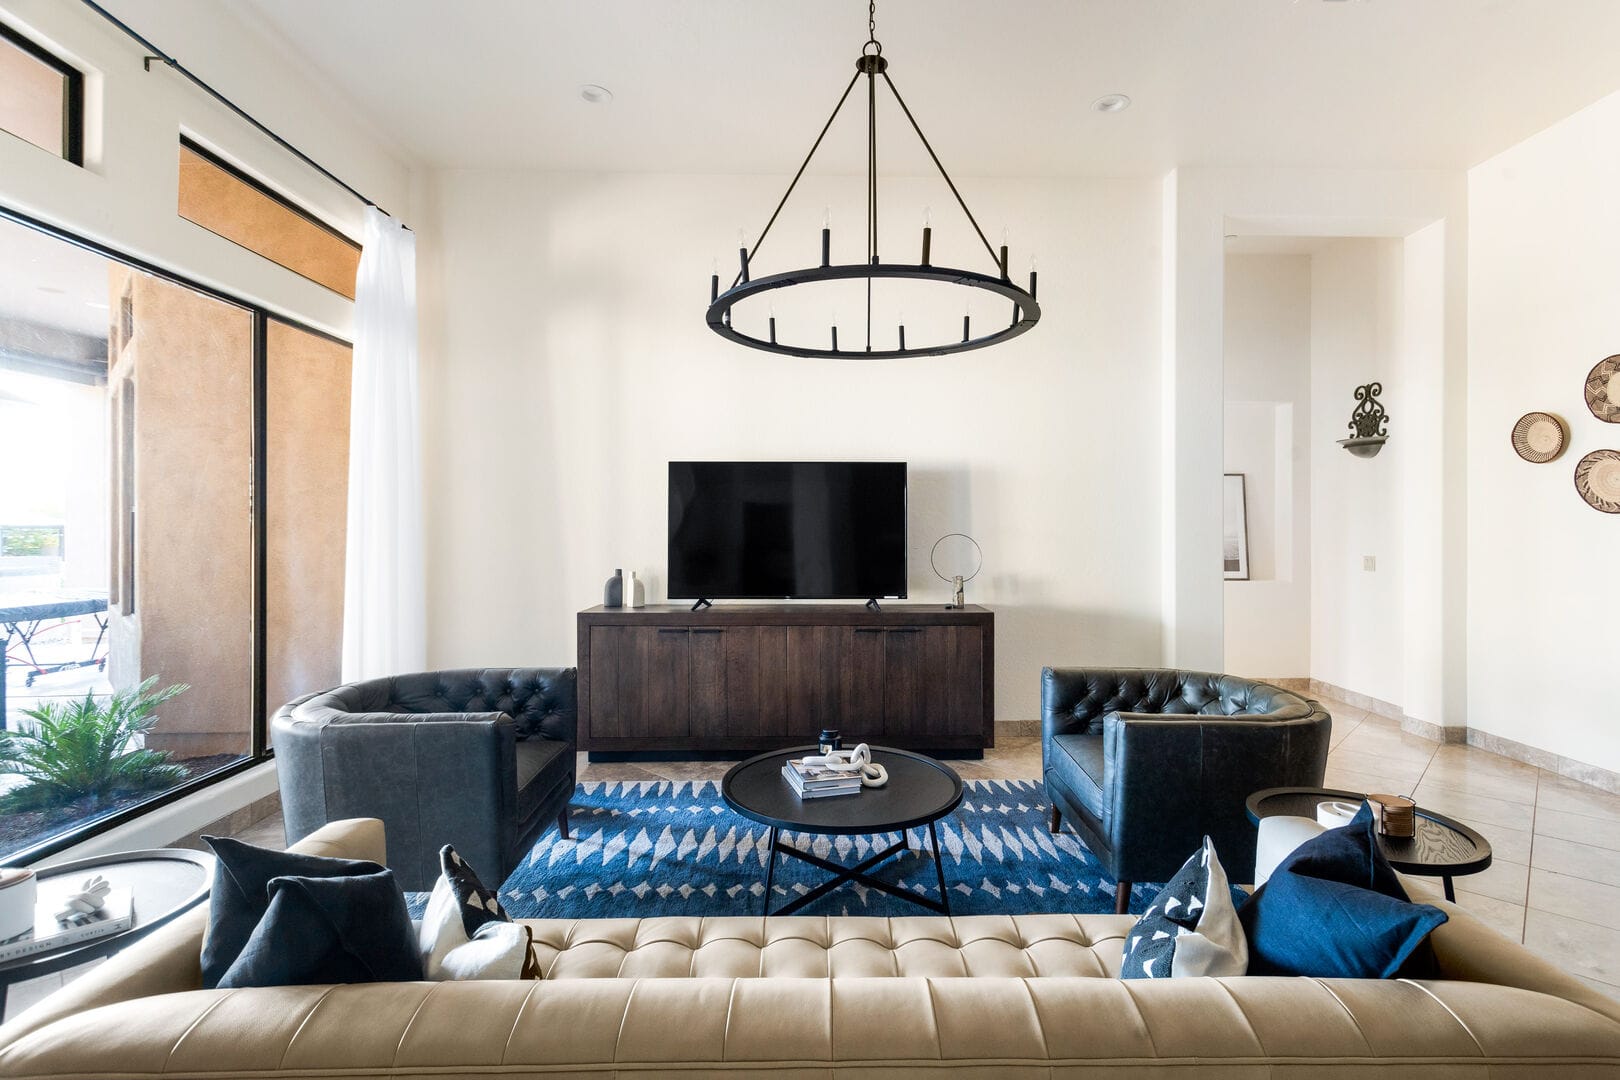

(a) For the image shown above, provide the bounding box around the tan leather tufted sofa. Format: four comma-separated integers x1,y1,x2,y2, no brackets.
2,818,1619,1079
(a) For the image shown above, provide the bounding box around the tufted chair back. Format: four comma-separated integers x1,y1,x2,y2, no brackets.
318,668,577,742
1042,668,1312,739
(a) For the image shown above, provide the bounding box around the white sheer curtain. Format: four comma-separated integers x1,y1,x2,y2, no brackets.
341,206,426,680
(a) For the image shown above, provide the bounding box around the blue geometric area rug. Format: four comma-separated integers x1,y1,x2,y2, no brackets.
481,779,1150,918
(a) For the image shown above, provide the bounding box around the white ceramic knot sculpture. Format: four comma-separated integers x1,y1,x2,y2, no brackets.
54,874,111,923
799,743,889,787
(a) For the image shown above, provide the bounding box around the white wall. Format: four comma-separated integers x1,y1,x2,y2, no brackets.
414,170,1166,721
1309,239,1406,706
1222,253,1311,679
1469,89,1620,775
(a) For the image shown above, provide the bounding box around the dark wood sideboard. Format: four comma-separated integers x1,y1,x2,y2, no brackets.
577,604,994,759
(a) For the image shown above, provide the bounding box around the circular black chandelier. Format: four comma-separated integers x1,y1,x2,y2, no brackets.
706,1,1041,360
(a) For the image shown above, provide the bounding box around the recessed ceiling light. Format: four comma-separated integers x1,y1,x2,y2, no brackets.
1092,93,1131,114
579,84,613,104
35,285,64,294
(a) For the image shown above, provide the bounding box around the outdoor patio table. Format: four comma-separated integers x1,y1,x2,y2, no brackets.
0,592,109,731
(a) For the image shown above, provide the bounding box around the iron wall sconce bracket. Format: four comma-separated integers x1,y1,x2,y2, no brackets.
1337,382,1390,458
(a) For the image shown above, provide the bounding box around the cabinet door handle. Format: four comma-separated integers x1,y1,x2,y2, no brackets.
690,627,724,634
657,628,689,634
887,627,922,634
853,628,884,634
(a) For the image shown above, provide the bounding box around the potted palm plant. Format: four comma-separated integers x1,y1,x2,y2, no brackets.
0,676,190,813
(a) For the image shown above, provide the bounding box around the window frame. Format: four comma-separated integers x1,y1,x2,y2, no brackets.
0,202,352,865
0,21,84,166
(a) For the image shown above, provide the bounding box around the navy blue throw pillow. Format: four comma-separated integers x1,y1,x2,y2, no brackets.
216,869,423,988
201,835,386,988
1239,804,1447,978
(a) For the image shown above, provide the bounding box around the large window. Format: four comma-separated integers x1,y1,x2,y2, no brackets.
0,23,83,165
0,210,351,861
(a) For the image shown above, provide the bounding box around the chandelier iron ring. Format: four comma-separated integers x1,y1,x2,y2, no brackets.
707,263,1040,360
704,0,1042,360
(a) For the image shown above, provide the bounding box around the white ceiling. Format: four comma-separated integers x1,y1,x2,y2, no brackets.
0,216,111,339
220,0,1620,177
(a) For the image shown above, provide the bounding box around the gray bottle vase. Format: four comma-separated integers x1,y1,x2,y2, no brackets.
604,568,624,607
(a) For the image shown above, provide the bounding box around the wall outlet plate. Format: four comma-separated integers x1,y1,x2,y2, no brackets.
1363,555,1376,571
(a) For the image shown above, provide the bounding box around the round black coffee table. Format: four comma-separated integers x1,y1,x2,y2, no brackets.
722,745,963,916
0,847,213,1014
1246,787,1492,902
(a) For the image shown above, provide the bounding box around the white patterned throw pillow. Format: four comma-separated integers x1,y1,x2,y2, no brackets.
1119,836,1248,980
416,846,539,981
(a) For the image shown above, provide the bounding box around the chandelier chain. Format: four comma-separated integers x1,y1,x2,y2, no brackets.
867,45,878,349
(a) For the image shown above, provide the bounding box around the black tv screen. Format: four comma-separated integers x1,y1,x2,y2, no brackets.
668,462,907,600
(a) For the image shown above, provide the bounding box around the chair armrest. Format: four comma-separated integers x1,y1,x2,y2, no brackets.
275,708,519,891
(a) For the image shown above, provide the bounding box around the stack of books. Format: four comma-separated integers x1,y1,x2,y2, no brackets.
782,758,862,799
0,887,133,964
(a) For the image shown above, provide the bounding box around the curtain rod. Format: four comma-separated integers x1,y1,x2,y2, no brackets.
78,0,407,228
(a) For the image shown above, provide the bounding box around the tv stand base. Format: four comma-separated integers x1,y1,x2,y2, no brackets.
690,598,712,611
865,598,882,612
577,603,995,756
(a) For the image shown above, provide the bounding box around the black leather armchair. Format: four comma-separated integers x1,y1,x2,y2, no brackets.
1042,667,1330,912
273,668,576,891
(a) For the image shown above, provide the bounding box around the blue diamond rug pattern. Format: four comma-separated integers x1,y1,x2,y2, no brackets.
481,778,1148,918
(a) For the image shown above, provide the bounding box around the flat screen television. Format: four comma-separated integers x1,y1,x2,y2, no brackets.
668,461,907,601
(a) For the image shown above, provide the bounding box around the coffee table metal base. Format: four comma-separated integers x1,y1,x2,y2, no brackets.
761,821,951,916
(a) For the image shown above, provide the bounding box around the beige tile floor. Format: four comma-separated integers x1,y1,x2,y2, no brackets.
1318,694,1620,1002
8,697,1620,1021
